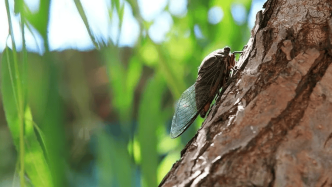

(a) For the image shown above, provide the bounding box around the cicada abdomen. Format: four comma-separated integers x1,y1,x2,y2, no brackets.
170,46,239,138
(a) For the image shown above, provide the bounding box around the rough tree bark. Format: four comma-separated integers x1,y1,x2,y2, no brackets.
160,0,332,186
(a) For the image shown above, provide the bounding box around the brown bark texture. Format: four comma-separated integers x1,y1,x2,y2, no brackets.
160,0,332,186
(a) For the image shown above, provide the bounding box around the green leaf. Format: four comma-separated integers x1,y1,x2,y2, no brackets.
1,48,53,187
74,0,100,49
126,56,142,93
155,45,186,99
103,47,131,124
38,53,67,187
97,131,133,187
104,47,142,125
138,73,165,187
140,41,159,67
24,0,50,49
24,107,53,187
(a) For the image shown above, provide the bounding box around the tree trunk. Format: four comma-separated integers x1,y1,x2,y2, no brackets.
160,0,332,186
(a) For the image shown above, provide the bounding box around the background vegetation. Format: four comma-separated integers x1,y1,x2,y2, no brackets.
0,0,262,186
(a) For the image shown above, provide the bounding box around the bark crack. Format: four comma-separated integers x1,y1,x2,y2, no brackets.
324,132,332,148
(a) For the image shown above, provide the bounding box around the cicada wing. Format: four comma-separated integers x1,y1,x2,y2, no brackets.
170,84,200,138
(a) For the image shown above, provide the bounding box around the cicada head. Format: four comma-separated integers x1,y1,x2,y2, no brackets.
213,47,230,56
222,46,231,55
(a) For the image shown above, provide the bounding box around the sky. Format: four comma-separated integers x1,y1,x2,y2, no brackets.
0,0,265,54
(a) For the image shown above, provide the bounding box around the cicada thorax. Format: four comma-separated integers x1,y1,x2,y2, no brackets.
194,48,235,118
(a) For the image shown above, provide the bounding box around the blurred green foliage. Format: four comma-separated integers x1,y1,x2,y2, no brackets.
0,0,255,186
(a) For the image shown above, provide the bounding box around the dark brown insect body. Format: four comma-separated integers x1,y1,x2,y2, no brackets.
170,47,240,138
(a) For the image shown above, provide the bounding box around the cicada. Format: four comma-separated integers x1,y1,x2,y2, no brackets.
170,47,242,138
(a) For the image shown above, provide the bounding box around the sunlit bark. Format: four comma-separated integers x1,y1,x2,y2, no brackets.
160,0,332,186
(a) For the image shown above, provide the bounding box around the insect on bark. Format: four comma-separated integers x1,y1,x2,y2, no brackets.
170,46,242,138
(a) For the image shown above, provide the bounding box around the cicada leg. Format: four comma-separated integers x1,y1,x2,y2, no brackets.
230,53,236,68
200,102,211,118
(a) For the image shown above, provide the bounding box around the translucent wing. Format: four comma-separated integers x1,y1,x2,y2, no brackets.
170,48,231,138
170,63,224,138
170,84,199,138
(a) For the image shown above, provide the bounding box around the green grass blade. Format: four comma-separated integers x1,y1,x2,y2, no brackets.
39,53,67,187
74,0,100,49
97,131,133,187
138,74,165,187
3,0,24,179
155,45,186,98
1,48,53,187
23,107,53,187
